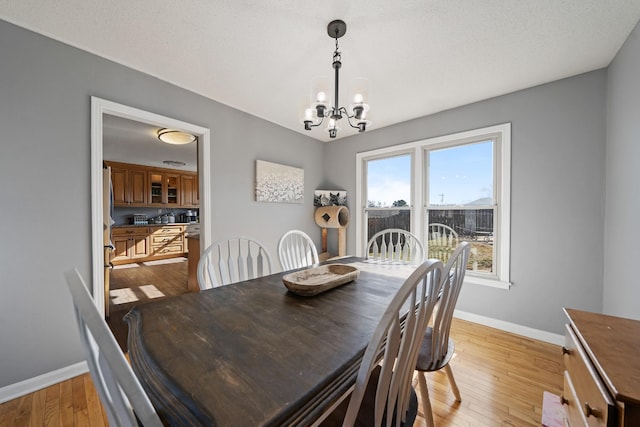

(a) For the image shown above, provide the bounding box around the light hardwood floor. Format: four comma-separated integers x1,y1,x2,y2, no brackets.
0,317,563,426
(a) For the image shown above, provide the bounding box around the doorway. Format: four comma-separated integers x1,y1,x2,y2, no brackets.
90,97,212,330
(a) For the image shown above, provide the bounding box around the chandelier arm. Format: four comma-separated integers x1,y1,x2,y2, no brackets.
340,107,363,126
309,116,325,128
345,116,363,130
340,107,367,132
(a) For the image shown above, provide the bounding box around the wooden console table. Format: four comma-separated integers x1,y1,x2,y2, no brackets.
562,308,640,426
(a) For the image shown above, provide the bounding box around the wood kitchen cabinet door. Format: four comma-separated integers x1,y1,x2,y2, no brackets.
112,227,151,263
129,169,147,205
131,235,150,259
149,172,165,205
112,236,130,262
149,172,181,206
166,173,180,206
111,236,150,261
181,174,199,207
110,163,148,206
111,166,128,205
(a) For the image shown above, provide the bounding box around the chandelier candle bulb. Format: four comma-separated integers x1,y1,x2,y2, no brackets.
316,91,327,103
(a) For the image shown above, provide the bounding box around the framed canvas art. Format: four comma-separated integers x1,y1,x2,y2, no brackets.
255,160,304,203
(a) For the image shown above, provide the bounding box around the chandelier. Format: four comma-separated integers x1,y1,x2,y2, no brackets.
302,20,370,139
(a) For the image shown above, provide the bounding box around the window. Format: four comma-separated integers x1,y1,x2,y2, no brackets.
356,123,511,289
427,140,496,275
364,153,412,243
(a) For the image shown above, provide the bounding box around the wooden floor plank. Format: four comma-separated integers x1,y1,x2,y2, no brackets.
59,378,74,427
28,387,46,427
43,384,60,427
11,393,32,427
83,375,105,427
0,397,18,427
70,376,90,427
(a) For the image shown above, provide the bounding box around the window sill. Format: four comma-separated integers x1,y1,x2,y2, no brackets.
465,275,511,290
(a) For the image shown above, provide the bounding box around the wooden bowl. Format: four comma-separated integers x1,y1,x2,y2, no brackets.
282,264,359,296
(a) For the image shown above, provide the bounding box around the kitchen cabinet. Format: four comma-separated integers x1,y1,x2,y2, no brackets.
180,174,199,207
106,161,197,208
562,308,640,427
112,225,186,265
111,227,151,263
149,171,181,207
150,225,185,257
110,164,147,206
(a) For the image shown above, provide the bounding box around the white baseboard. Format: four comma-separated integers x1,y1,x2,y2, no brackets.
0,361,88,404
454,310,565,346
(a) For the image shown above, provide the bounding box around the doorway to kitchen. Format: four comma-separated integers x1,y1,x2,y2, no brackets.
90,97,212,348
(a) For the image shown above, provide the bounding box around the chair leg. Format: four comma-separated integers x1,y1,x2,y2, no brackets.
444,364,461,402
416,371,435,427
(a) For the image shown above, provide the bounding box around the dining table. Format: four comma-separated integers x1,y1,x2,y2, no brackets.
124,257,418,426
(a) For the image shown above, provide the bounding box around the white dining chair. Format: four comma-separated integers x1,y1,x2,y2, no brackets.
365,228,425,265
415,242,471,427
427,223,459,264
320,259,444,427
277,229,319,271
197,236,273,290
64,268,163,427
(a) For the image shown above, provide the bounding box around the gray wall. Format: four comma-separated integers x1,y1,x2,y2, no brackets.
325,71,608,335
0,20,323,388
604,22,640,320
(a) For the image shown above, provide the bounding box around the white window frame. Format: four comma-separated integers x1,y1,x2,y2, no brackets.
361,149,416,241
356,123,511,289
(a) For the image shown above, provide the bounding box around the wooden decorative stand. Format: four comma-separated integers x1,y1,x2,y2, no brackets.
314,206,350,261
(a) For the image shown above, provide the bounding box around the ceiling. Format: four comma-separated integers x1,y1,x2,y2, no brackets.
103,115,197,171
2,1,640,142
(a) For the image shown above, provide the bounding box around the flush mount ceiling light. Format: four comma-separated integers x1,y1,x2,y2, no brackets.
157,128,197,145
301,20,371,139
162,160,186,167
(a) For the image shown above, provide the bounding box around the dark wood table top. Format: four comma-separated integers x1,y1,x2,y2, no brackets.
125,258,410,426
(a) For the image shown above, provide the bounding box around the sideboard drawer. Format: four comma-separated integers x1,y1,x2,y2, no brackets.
563,324,615,427
564,370,588,427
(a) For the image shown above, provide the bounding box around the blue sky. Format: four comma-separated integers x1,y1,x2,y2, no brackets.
367,140,493,207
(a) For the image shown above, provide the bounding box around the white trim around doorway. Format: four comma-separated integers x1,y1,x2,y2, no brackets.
90,96,212,316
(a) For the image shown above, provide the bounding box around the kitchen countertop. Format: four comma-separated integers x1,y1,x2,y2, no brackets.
113,223,196,227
